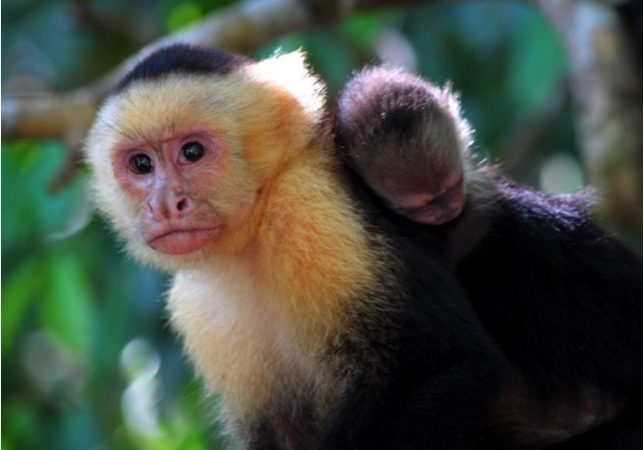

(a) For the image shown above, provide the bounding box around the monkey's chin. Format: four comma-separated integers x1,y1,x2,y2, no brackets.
147,227,222,255
409,202,464,225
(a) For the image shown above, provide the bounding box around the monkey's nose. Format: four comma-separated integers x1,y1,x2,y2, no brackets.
148,193,192,221
177,198,189,212
168,195,192,218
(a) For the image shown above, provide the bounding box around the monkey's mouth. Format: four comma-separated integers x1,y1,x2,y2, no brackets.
146,226,223,255
406,199,464,225
404,176,465,225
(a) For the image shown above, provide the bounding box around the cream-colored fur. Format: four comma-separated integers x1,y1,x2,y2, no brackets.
85,50,398,444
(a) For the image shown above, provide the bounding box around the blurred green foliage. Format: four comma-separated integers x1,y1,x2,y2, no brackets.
2,1,629,449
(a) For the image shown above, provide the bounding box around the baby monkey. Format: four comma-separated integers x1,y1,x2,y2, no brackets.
334,66,643,448
334,66,473,225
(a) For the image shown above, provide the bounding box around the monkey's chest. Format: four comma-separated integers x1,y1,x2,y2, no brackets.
166,269,345,443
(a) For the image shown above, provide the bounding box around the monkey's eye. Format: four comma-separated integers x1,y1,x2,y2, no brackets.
181,142,205,163
129,154,153,174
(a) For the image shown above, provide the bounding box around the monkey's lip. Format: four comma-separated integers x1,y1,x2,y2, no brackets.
409,202,464,225
404,188,465,225
146,226,223,255
404,175,465,225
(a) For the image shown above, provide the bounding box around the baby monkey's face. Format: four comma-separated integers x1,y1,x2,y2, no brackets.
371,165,465,225
373,171,465,225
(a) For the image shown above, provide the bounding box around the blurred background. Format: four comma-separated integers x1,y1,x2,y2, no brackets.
2,1,641,449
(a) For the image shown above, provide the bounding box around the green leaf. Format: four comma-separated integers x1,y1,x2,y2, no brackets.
339,12,394,48
167,2,202,32
1,256,43,355
507,14,567,114
39,251,96,354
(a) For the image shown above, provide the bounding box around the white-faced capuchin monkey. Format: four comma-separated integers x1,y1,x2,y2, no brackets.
85,44,510,450
85,42,642,450
334,66,642,449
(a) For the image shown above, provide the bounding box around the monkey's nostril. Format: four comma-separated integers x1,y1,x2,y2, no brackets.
177,198,188,212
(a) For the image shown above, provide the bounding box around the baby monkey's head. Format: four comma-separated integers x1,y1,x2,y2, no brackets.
335,66,473,225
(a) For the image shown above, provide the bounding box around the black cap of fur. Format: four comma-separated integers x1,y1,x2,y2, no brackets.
113,43,253,95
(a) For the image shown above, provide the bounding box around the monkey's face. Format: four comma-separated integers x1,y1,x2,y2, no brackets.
365,153,466,226
387,170,465,225
111,131,230,255
85,75,261,268
85,51,326,269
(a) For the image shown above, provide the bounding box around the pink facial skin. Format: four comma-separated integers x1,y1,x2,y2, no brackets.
112,131,225,255
395,172,465,225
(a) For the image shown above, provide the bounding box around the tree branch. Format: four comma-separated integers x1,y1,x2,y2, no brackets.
3,0,641,236
1,0,417,140
2,0,424,195
2,0,312,140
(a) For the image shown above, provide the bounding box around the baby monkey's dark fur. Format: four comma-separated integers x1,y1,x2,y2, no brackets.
334,66,642,449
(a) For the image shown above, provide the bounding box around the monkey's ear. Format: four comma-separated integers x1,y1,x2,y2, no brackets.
249,49,326,119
